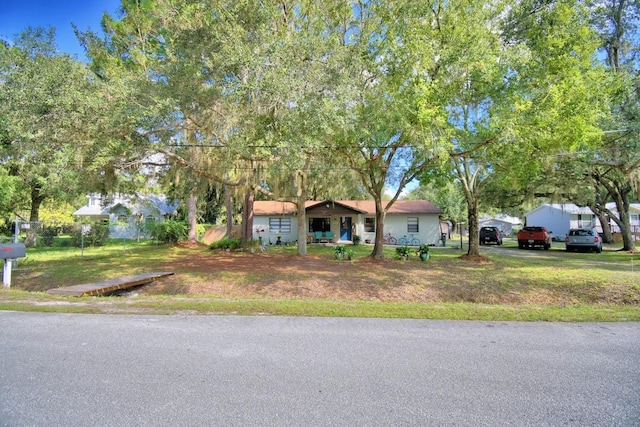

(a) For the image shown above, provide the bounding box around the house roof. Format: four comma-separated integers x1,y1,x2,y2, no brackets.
480,214,522,225
73,194,178,217
526,203,640,217
526,203,593,216
606,202,640,214
73,204,107,216
479,218,518,227
253,200,442,216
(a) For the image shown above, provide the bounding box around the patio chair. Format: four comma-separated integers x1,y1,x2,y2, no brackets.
314,231,323,243
324,231,333,242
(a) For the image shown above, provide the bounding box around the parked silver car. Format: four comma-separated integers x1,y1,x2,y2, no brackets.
565,228,602,253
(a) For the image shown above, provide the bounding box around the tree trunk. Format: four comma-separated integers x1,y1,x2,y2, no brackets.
455,158,481,257
241,189,254,245
187,193,197,243
296,169,308,256
371,197,386,259
593,210,613,244
613,194,635,251
29,184,44,223
26,184,45,247
466,197,480,256
224,185,233,238
592,171,636,251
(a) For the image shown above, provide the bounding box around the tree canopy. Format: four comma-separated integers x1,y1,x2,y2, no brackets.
2,0,635,257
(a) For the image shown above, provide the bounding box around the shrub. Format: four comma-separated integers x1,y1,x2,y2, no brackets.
334,245,346,258
395,245,411,259
346,249,354,260
417,244,430,255
71,222,109,247
39,225,61,247
152,221,188,244
209,237,242,251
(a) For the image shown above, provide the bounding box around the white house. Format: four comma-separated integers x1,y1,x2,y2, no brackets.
73,194,179,239
479,214,522,237
252,200,443,246
605,202,640,235
524,203,640,239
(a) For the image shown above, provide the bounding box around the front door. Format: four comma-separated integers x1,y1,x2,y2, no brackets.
340,217,352,241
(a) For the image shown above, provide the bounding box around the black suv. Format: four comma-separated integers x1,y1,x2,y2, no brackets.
480,226,503,245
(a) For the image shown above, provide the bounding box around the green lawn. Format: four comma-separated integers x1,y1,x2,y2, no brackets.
1,238,638,321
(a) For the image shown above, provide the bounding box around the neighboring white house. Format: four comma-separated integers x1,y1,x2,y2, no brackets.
479,214,523,237
524,203,640,239
252,200,443,245
73,194,179,239
605,202,640,235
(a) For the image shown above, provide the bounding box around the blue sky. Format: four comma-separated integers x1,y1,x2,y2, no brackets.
0,0,121,58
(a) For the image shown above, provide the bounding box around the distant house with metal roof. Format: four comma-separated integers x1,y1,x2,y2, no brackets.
524,203,640,239
252,200,443,246
479,214,523,237
73,194,179,239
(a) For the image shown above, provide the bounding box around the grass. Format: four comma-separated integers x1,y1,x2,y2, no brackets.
1,238,639,321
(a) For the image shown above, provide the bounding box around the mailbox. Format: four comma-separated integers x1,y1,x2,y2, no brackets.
0,243,26,259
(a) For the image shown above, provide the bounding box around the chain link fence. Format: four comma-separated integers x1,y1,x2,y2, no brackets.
6,220,155,249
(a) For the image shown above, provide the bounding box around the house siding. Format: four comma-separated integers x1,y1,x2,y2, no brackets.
253,200,443,246
382,214,441,246
526,203,640,240
73,194,178,239
254,217,299,245
526,206,572,239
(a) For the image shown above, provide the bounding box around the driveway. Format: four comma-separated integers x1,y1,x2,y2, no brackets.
1,312,638,426
478,242,636,267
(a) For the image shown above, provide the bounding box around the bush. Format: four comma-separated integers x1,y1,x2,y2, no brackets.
395,245,411,259
71,222,109,247
152,221,188,244
39,225,61,247
417,244,430,255
209,237,242,251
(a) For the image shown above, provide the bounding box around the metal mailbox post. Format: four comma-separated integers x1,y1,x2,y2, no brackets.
0,244,26,288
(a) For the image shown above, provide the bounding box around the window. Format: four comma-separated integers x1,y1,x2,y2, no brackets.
145,216,156,224
364,217,375,233
577,214,595,228
407,217,419,233
117,214,128,223
308,217,330,232
270,218,291,233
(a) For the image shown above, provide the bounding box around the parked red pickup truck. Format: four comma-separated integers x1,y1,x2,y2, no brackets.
517,226,552,250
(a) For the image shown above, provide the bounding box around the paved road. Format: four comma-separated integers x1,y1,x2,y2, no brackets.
0,312,638,426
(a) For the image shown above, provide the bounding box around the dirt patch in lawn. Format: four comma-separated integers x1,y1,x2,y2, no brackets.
10,245,639,306
126,248,634,305
154,251,441,302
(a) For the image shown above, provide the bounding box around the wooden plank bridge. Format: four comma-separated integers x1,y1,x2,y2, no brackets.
46,272,174,297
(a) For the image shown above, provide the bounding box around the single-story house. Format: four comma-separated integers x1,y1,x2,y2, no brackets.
252,200,443,245
524,203,640,239
479,214,522,237
73,194,179,239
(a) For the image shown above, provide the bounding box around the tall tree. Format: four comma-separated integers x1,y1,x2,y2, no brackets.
322,1,441,258
406,180,466,229
413,0,608,257
586,0,640,251
84,0,368,254
0,28,97,228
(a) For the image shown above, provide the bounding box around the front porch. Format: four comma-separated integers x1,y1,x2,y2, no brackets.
306,202,365,245
305,232,355,245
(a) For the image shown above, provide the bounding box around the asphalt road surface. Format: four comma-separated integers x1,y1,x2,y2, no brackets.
0,312,638,426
